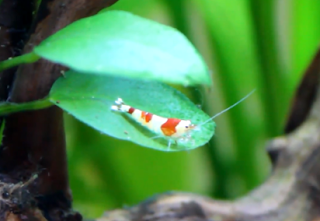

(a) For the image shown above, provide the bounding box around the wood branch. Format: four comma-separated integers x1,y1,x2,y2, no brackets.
0,0,35,100
0,0,118,220
96,49,320,221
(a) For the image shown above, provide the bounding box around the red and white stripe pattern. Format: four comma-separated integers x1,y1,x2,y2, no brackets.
111,98,195,138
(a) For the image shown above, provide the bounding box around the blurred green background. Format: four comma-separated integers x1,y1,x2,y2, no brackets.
64,0,320,218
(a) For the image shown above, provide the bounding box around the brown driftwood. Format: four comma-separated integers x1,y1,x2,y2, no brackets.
96,50,320,221
0,0,118,220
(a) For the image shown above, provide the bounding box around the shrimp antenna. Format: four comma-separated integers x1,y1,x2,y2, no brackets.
197,89,256,127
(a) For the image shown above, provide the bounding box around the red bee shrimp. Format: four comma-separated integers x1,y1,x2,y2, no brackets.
111,90,254,150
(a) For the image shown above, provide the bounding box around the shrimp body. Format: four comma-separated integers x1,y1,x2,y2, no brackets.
110,90,254,150
111,98,195,138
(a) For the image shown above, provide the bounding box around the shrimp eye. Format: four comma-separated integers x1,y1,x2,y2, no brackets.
2,191,9,199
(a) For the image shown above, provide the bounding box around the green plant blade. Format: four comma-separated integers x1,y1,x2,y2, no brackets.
34,10,211,86
49,71,215,151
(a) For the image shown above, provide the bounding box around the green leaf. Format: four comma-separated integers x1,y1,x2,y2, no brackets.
33,10,211,86
49,71,215,151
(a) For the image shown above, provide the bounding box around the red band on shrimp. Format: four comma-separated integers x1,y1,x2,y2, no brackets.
141,111,146,119
128,107,135,114
141,111,153,123
161,118,180,136
145,113,153,122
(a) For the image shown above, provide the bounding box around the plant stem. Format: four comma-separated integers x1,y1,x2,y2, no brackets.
0,98,53,116
0,52,40,72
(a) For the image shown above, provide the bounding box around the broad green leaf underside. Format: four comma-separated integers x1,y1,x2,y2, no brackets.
49,71,215,151
34,10,211,86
